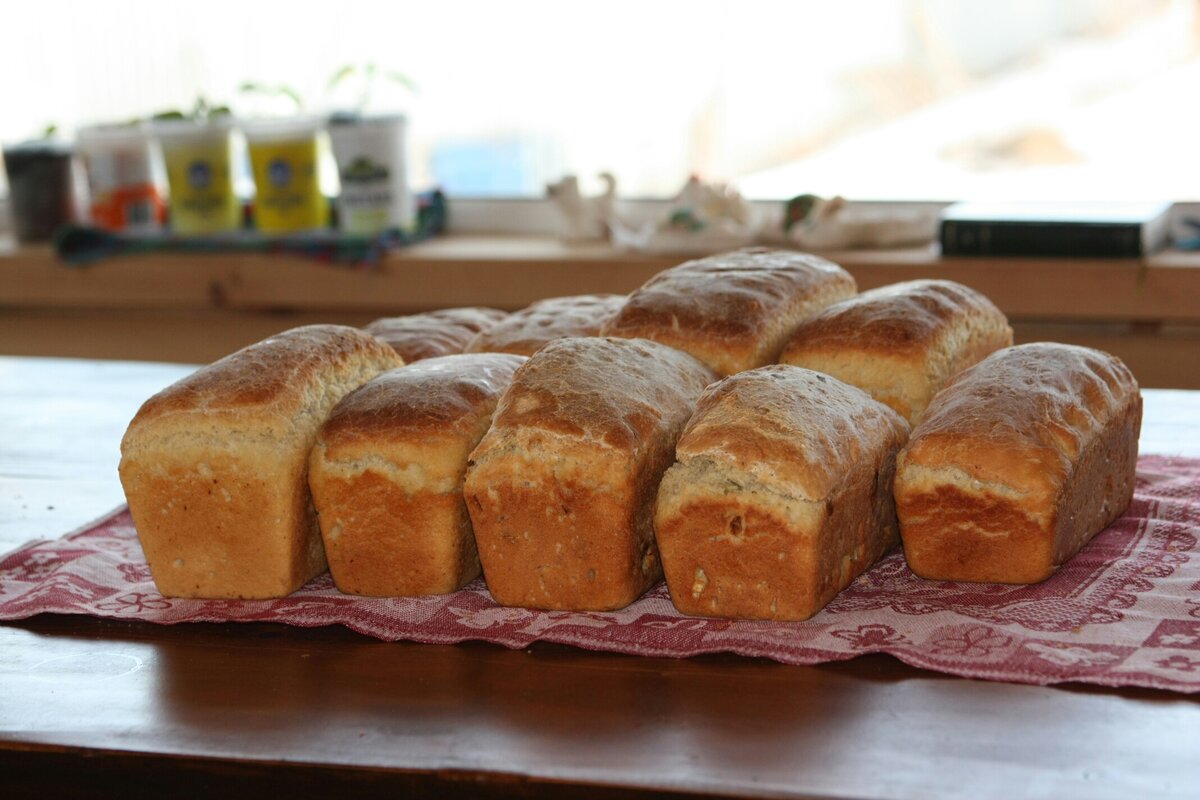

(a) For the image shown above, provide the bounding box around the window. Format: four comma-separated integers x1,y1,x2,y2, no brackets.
1,0,1196,203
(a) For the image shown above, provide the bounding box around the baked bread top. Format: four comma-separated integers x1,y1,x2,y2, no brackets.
314,353,526,494
899,343,1139,500
364,307,509,362
780,279,1010,359
463,294,625,356
121,325,404,453
601,248,856,376
474,336,717,458
778,279,1013,424
674,365,909,500
319,353,527,447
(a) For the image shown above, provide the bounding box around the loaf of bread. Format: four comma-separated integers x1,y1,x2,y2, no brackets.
463,294,625,356
600,248,856,376
655,366,909,620
118,325,404,599
463,337,717,610
308,353,526,596
779,279,1013,425
894,343,1142,584
364,307,508,363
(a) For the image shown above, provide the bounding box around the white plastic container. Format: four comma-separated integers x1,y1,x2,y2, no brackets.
76,124,165,232
327,114,413,234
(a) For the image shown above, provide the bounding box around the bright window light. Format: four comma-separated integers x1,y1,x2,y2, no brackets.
0,0,1196,202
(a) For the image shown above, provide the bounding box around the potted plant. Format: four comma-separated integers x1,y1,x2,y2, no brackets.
324,63,417,234
152,98,241,234
236,84,328,234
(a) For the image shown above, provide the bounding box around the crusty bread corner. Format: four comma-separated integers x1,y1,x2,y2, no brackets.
779,279,1013,424
463,294,625,356
364,307,509,363
463,337,717,611
307,353,526,596
601,248,856,377
894,342,1142,584
118,325,404,599
654,366,909,620
311,354,528,493
121,325,404,448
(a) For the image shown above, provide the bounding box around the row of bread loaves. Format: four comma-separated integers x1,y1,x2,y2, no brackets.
118,248,855,603
118,284,627,598
118,248,1141,622
363,269,1016,430
658,342,1141,619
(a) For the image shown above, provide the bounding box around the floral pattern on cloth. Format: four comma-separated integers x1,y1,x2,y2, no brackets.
1,455,1198,693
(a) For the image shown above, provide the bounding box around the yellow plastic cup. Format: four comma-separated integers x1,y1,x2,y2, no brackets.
155,118,240,234
244,117,327,233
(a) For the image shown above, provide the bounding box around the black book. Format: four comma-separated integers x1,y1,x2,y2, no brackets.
940,201,1171,258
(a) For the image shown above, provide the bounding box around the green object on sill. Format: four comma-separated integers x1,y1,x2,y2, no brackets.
1178,218,1200,250
667,208,705,232
150,96,233,122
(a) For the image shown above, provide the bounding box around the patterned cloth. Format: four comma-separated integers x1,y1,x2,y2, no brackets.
2,455,1198,692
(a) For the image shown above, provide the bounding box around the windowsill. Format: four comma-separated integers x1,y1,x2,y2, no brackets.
1,233,1198,387
1,233,1198,320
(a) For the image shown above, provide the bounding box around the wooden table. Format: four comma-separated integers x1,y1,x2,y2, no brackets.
2,356,1199,799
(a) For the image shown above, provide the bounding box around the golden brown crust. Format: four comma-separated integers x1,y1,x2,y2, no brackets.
463,337,717,610
311,476,476,596
118,325,404,599
601,248,856,376
122,455,328,599
364,307,508,362
779,280,1013,423
482,337,717,453
318,354,527,449
675,367,909,501
308,353,525,596
894,343,1142,583
467,475,654,610
463,294,625,356
655,366,909,620
125,325,400,432
782,280,1007,357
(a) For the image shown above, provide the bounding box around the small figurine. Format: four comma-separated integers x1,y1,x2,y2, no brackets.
546,172,617,241
784,193,938,250
672,175,752,230
611,174,759,254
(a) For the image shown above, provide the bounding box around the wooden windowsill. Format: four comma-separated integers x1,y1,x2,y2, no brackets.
2,235,1198,386
1,235,1198,323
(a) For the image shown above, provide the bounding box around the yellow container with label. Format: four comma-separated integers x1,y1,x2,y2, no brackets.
244,117,327,233
156,119,241,234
